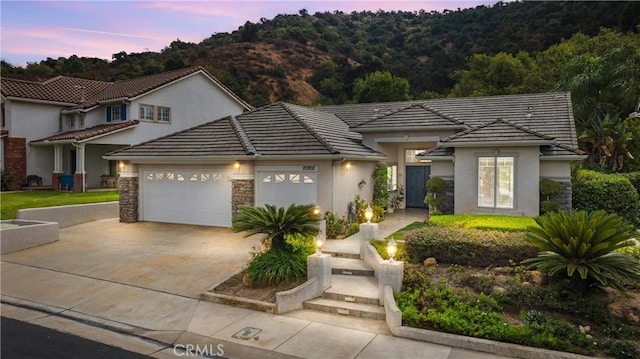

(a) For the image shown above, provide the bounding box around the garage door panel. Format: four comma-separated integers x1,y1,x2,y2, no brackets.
142,170,231,227
256,171,317,209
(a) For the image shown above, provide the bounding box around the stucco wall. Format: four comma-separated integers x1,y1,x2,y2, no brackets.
539,160,572,179
87,73,247,146
331,160,376,216
454,146,540,217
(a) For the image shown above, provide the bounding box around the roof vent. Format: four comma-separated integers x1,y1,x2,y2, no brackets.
526,106,533,118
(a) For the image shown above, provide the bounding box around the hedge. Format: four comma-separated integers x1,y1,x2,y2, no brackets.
573,170,640,226
404,226,538,267
619,172,640,197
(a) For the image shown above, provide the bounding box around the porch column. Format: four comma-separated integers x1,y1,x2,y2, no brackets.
52,144,63,191
73,144,86,192
119,162,139,223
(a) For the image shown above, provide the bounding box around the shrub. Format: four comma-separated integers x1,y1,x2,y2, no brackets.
404,227,537,267
425,177,446,214
619,172,640,196
245,234,314,285
1,170,11,191
345,223,360,237
325,211,347,239
540,179,562,214
573,170,640,226
605,340,640,359
232,204,320,251
523,210,640,292
372,163,390,208
352,195,384,223
541,200,560,214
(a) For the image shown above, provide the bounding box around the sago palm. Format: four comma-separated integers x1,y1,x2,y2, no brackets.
522,210,640,292
232,204,320,251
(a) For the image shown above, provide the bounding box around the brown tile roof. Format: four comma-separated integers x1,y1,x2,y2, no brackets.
1,76,110,104
2,67,252,110
31,120,139,143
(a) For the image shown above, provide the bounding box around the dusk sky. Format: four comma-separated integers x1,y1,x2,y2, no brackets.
1,1,499,67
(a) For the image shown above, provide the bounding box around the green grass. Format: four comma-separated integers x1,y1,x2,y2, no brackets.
429,214,536,232
1,191,119,219
386,214,536,240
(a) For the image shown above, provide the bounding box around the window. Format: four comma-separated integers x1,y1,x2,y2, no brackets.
158,107,170,122
106,104,126,122
139,104,171,123
140,105,154,121
405,149,430,163
387,164,398,191
477,156,514,209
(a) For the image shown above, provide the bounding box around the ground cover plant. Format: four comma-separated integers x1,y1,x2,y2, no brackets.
392,213,640,358
0,190,119,219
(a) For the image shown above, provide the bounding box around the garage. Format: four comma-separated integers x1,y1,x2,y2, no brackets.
141,170,232,227
256,167,318,209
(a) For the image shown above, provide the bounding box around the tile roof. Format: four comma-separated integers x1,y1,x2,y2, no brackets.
31,120,139,143
1,76,110,104
438,118,555,146
103,118,249,157
352,103,468,131
317,92,579,149
106,102,383,159
2,67,252,110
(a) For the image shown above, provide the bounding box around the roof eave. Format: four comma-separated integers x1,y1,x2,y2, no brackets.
353,125,466,133
417,155,454,161
441,140,555,147
5,96,78,107
102,154,259,162
540,155,588,161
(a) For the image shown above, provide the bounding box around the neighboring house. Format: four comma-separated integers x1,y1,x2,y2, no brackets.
105,92,585,227
0,67,252,191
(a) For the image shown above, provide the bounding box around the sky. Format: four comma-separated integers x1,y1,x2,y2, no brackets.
1,0,499,67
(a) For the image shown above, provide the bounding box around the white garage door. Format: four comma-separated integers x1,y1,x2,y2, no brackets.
256,170,317,209
141,170,232,227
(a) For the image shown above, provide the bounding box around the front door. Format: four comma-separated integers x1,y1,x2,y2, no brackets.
406,166,430,208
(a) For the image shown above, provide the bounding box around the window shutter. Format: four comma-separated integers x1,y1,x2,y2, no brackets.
106,107,112,122
121,104,127,121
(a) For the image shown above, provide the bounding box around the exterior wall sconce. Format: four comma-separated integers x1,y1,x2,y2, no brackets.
387,238,397,262
364,204,373,223
343,160,351,172
234,161,241,173
119,161,125,171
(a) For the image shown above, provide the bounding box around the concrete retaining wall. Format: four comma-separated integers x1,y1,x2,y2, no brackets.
362,242,384,278
276,277,321,314
1,220,59,254
17,202,118,228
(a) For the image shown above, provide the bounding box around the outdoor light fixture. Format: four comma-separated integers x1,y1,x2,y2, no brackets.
344,161,352,172
315,237,325,255
234,161,241,173
387,238,397,262
364,205,373,223
313,205,321,216
119,161,125,171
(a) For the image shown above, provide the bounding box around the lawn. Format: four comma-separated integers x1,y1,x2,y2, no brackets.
0,190,119,219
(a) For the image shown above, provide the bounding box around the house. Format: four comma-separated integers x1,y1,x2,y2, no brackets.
105,92,585,227
0,67,252,191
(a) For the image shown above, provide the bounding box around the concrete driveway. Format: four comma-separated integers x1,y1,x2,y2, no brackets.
1,218,260,298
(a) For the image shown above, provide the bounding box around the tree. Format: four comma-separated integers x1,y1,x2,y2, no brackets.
232,204,320,251
353,71,411,103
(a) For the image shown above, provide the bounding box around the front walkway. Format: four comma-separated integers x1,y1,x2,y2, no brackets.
1,210,511,359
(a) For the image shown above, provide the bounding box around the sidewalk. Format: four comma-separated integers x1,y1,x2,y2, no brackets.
1,210,510,359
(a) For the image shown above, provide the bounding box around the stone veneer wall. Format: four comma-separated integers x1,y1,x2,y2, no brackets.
4,137,26,190
232,179,254,214
119,176,138,223
540,179,573,213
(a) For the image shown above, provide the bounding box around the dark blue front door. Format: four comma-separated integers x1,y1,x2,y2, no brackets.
406,166,430,208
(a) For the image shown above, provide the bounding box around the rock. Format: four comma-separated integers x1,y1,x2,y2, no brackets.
495,275,509,286
492,286,506,294
423,257,437,267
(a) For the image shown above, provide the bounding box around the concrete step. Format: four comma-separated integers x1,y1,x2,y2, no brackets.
325,274,379,304
322,250,360,259
330,257,374,276
303,298,385,320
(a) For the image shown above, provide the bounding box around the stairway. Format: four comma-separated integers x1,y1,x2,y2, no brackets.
303,254,384,321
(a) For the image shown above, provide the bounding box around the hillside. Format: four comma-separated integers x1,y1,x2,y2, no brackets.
2,1,639,106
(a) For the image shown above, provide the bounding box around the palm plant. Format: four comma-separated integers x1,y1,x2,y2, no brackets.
232,204,320,251
522,210,640,292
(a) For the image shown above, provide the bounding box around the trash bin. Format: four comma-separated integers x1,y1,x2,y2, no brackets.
60,175,74,191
